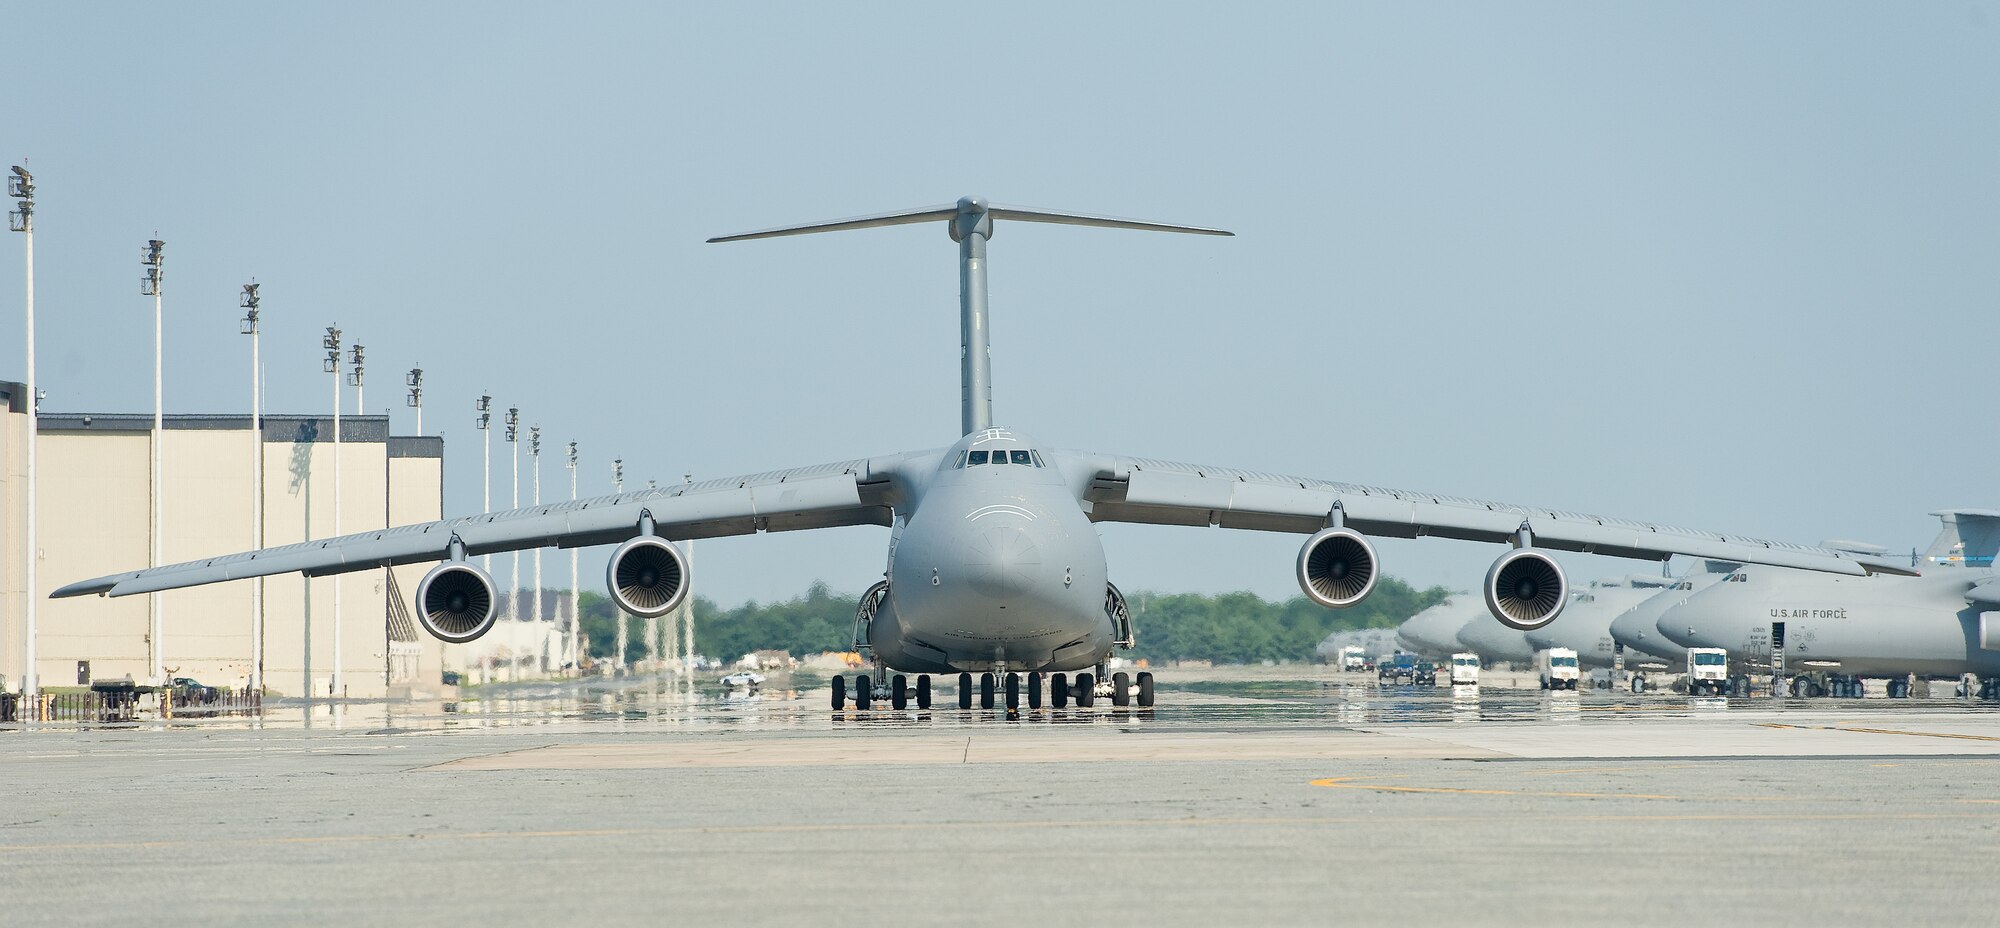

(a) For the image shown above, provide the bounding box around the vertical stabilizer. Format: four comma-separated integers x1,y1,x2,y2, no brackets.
711,197,1230,436
1923,509,2000,568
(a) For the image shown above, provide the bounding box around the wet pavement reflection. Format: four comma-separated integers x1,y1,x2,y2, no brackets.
11,671,1997,735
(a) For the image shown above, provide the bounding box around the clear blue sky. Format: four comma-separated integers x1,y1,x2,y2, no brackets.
4,3,1995,606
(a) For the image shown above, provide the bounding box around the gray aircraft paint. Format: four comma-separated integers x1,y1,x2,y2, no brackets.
1522,576,1673,670
1607,560,1744,666
52,198,1923,678
1656,512,2000,678
1457,613,1538,666
1395,595,1483,658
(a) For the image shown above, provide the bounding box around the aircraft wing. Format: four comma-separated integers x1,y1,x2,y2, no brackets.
1053,450,1919,578
52,452,936,600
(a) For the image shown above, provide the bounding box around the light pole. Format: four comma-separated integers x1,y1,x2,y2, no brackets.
322,325,342,697
239,282,264,694
506,406,520,625
681,472,695,688
566,441,579,677
141,237,165,683
612,459,626,676
530,425,543,670
9,166,36,709
405,366,423,435
475,395,491,683
347,342,365,697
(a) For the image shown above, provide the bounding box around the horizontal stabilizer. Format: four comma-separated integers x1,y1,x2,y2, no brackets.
707,204,959,243
986,205,1232,236
709,196,1233,243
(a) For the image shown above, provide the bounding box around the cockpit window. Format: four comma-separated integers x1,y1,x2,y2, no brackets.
1010,450,1032,465
953,451,966,468
968,450,989,466
1030,450,1046,467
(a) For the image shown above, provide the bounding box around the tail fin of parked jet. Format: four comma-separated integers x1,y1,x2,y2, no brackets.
1924,510,2000,568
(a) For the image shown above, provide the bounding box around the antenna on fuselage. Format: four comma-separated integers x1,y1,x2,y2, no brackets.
709,196,1231,436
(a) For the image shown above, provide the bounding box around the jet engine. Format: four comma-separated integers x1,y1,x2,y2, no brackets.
414,561,499,643
1483,548,1568,631
606,535,691,618
1296,527,1380,608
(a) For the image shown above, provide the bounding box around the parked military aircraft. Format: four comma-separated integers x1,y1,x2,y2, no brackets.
1524,576,1674,669
1396,596,1484,657
1658,511,1999,697
1456,608,1538,666
53,196,1917,712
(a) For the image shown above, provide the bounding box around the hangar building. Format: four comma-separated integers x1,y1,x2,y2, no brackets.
1,379,447,699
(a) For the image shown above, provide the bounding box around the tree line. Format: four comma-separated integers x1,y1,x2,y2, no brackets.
576,577,1448,666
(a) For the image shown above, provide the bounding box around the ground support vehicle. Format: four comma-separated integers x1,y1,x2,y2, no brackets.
1536,648,1580,690
1449,653,1480,686
1413,660,1439,686
1338,646,1368,672
1378,653,1418,685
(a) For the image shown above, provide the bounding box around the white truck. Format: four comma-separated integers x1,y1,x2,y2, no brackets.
1536,648,1580,690
1338,646,1368,673
1449,652,1481,686
1685,647,1729,696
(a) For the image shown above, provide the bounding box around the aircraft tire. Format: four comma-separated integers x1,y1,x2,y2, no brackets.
1050,673,1069,709
831,674,846,710
1137,672,1155,707
891,674,908,710
916,675,932,710
958,673,973,709
1004,673,1020,710
1027,672,1043,710
1631,676,1647,694
1112,672,1131,707
1075,673,1095,708
980,673,996,710
853,676,872,710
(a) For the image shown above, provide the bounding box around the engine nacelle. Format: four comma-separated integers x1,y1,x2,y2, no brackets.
1483,548,1568,631
607,535,690,618
1296,527,1380,608
414,561,499,644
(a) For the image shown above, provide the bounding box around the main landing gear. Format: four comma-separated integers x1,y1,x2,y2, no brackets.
832,672,935,711
844,669,1157,712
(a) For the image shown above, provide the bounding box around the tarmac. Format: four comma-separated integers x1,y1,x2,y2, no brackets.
6,670,2000,926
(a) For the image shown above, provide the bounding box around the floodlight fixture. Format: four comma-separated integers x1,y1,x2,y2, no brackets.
6,164,29,232
347,343,365,387
238,281,260,334
567,441,578,469
530,425,541,457
140,239,164,296
323,326,342,372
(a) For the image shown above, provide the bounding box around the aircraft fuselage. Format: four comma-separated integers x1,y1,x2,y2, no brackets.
871,429,1114,674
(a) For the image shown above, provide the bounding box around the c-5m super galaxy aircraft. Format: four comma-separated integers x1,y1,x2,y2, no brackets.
55,197,1918,712
1659,511,2000,697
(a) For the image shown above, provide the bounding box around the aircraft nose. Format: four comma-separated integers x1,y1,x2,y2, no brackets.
964,525,1043,599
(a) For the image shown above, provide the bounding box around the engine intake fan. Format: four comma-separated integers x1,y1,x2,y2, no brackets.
1483,549,1568,631
1296,527,1380,608
414,562,499,643
607,535,690,618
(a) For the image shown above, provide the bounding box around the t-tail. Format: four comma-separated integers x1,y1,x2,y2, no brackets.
1923,509,2000,568
709,197,1231,436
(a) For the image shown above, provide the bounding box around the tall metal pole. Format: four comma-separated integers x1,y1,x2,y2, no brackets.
681,473,695,690
530,425,542,670
141,238,166,683
240,282,263,694
323,325,343,697
506,407,520,625
475,395,491,683
346,342,363,697
612,459,626,676
566,441,578,677
9,167,36,708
